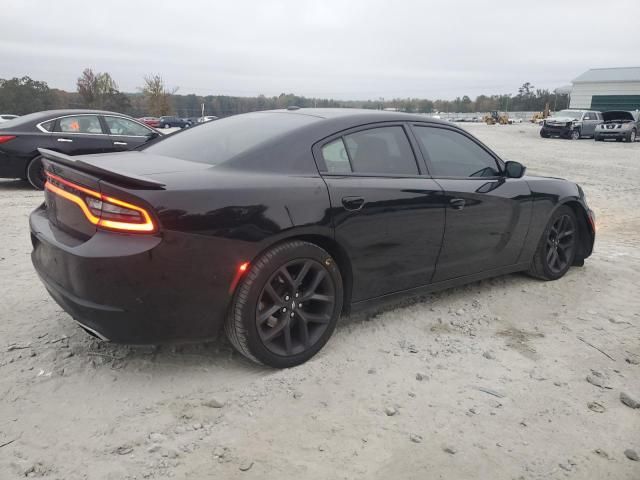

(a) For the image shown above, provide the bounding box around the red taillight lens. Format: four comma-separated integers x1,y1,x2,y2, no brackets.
0,135,16,144
44,172,156,233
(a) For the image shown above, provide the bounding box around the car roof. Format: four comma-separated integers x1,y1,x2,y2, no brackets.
254,108,451,125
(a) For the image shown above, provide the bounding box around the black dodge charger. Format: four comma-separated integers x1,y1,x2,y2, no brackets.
0,109,160,189
30,109,595,368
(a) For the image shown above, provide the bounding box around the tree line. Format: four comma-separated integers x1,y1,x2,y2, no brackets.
0,71,569,118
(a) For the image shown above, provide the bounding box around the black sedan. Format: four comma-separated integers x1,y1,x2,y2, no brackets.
0,110,160,189
30,109,595,368
158,116,191,129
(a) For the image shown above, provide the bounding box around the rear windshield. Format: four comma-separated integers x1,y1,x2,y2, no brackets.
144,112,320,165
0,112,43,129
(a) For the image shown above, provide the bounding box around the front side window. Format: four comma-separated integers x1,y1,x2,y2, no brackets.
57,115,103,134
322,126,418,175
105,117,152,136
413,126,500,178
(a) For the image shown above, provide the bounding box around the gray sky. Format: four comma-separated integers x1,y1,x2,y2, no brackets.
1,0,638,100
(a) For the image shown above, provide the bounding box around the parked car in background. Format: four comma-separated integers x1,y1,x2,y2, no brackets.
30,108,595,368
594,111,639,143
199,115,218,123
540,109,602,140
158,116,191,129
138,116,160,128
0,109,160,189
0,114,19,123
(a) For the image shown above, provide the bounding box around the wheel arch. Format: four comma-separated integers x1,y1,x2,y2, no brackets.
557,199,594,263
251,233,354,315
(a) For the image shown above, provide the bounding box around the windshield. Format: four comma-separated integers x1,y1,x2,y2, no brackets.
145,112,320,165
553,110,583,120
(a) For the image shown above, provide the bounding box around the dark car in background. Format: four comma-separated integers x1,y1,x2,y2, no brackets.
595,111,639,143
540,109,602,140
0,110,160,189
158,116,191,129
30,109,595,368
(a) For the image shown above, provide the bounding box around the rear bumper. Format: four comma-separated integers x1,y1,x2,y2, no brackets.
30,205,236,343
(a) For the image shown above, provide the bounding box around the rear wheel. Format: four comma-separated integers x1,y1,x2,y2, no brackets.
527,206,577,281
163,123,170,129
225,241,343,368
26,156,46,190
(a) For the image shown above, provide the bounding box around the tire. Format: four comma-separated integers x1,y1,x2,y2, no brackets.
527,206,578,281
225,240,344,368
163,123,170,129
570,129,580,140
627,129,636,143
26,156,46,190
540,130,550,138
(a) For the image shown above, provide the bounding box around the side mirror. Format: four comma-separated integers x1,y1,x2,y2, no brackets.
504,160,526,179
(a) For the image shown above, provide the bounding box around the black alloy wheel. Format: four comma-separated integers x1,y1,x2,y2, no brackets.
225,241,343,368
545,214,576,275
527,206,577,280
26,156,46,190
256,259,335,357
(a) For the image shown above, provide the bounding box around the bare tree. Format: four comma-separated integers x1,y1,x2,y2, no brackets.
141,75,177,116
76,68,121,109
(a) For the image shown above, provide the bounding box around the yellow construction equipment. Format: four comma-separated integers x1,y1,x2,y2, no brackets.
484,111,509,125
530,103,551,124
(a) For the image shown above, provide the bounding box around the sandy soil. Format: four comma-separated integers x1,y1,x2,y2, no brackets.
1,123,639,479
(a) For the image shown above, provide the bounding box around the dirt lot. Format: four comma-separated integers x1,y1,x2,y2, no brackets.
1,123,639,479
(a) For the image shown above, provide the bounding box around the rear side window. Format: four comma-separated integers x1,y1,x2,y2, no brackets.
39,120,54,132
145,112,319,165
321,126,418,175
322,138,351,173
105,116,151,136
57,115,103,134
413,126,500,178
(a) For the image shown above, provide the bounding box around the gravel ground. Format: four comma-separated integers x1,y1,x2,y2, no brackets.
1,123,639,479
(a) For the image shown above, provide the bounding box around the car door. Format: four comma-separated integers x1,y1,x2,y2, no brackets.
315,124,446,302
52,115,111,155
410,124,532,282
102,115,156,152
582,112,599,136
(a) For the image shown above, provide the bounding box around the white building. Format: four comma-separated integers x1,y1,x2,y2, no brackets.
569,67,640,111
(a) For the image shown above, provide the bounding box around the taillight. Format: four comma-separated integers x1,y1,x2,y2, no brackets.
0,135,16,144
44,172,156,233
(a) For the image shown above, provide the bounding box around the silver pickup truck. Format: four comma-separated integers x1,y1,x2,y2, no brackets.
540,109,603,140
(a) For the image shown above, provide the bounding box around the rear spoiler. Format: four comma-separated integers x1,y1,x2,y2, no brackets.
38,148,166,190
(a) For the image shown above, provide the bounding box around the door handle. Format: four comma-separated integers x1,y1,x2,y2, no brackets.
57,138,73,143
342,196,365,211
113,141,128,146
449,198,466,210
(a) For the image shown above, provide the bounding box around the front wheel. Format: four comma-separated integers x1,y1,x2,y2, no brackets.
163,123,170,129
540,130,550,138
26,156,46,190
570,129,580,140
627,129,636,143
527,206,577,281
225,241,343,368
